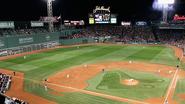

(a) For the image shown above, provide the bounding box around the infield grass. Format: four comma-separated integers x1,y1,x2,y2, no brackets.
86,70,170,100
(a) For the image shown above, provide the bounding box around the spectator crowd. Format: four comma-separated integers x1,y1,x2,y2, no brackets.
60,25,185,48
0,73,11,94
155,29,185,49
59,25,185,53
0,25,185,50
0,28,50,36
0,73,28,104
60,25,156,43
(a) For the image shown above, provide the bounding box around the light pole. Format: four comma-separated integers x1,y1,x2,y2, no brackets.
47,0,54,32
162,4,168,23
153,0,175,23
161,0,175,23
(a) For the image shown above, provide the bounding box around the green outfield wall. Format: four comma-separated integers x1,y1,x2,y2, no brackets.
0,29,92,50
60,38,95,45
60,29,81,36
0,32,60,49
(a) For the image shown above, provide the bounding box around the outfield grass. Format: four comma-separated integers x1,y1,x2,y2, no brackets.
0,45,178,79
86,70,170,100
0,44,179,103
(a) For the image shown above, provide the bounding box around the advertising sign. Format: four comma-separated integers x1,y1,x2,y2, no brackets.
0,21,14,28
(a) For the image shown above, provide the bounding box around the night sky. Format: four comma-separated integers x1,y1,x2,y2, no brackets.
0,0,184,22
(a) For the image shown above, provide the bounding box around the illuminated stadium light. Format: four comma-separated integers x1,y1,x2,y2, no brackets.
158,0,174,5
153,0,175,23
47,0,55,2
153,0,174,10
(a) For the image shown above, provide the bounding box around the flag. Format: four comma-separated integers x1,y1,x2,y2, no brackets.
57,15,61,20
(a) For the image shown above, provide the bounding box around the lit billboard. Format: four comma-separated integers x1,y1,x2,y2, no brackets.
89,18,95,24
135,21,147,26
111,18,117,24
31,21,44,27
121,22,131,26
0,21,14,29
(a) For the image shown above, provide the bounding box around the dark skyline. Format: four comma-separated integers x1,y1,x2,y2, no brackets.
0,0,184,21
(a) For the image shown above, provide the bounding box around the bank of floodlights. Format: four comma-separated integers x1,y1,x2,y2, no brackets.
153,0,175,23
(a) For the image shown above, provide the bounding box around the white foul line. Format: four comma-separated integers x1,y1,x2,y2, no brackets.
12,76,149,104
163,52,183,104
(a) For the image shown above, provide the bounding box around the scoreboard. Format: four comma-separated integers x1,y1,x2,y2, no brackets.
94,14,110,24
89,13,117,24
89,6,117,24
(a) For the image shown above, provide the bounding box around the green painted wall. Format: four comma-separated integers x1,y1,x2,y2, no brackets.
60,38,95,45
0,32,60,49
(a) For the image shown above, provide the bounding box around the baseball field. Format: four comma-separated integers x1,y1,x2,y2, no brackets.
0,44,185,104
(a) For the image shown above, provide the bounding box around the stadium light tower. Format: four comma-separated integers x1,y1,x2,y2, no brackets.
153,0,175,23
162,4,169,23
47,0,54,32
159,0,175,23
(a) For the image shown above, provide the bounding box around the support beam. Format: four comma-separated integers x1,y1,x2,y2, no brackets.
47,0,54,32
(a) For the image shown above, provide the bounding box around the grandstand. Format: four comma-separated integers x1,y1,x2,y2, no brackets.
0,93,28,104
0,72,28,104
0,73,11,94
0,21,185,56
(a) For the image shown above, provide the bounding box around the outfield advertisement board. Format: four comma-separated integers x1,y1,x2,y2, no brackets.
19,37,34,44
0,40,5,47
0,21,14,28
135,21,147,26
31,21,44,27
39,17,59,23
0,38,5,48
121,22,131,26
0,32,60,49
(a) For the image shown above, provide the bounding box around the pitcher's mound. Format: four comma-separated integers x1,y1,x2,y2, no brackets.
121,79,139,86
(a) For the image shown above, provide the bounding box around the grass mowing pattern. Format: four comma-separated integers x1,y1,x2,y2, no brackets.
0,45,179,103
86,70,170,100
25,81,128,104
25,45,124,80
126,46,163,60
